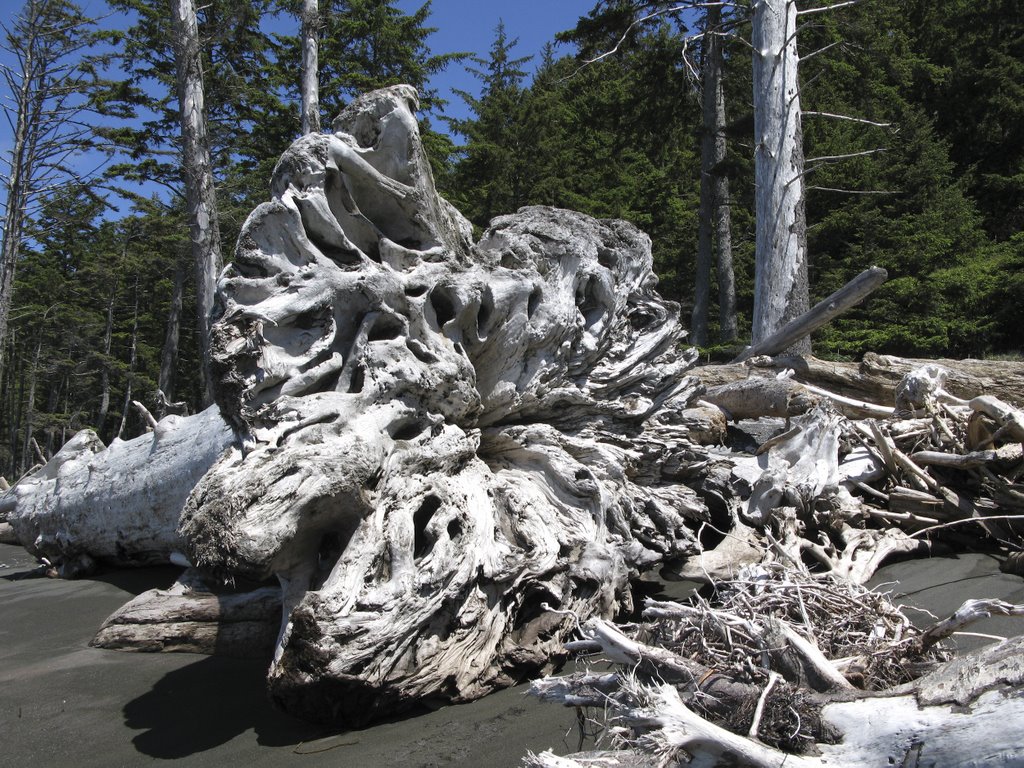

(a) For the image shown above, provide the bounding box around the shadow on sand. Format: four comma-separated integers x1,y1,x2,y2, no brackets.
123,655,324,759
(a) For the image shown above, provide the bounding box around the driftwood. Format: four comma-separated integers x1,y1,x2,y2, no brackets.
527,571,1024,768
732,266,887,363
183,86,709,725
699,353,1024,408
0,406,232,573
92,569,280,658
4,86,715,726
3,84,1022,753
701,376,819,420
524,356,1024,767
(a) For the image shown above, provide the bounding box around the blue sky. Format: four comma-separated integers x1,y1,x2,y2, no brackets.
0,0,600,216
398,0,594,123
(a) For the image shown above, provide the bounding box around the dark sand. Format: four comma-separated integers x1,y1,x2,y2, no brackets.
3,541,1023,767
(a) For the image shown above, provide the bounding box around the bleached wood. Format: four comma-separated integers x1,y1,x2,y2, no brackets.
299,0,320,135
4,406,232,567
970,395,1024,443
169,0,223,406
697,354,1024,408
751,0,809,351
92,581,281,657
702,377,818,420
531,628,1024,768
735,266,887,363
169,86,707,725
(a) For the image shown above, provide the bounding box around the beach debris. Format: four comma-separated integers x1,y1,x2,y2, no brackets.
526,359,1024,766
1,86,712,726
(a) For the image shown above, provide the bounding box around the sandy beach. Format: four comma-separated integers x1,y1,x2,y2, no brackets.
3,541,1023,767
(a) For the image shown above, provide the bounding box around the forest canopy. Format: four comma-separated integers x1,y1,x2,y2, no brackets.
0,0,1021,480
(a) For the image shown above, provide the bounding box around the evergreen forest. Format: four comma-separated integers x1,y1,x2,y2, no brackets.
1,0,1022,480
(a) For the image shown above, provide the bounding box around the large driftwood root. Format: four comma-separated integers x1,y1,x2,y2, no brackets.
174,86,710,725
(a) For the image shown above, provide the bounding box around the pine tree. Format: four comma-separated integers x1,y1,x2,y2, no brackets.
907,0,1024,241
0,0,121,389
799,0,1007,357
309,0,464,121
446,22,533,226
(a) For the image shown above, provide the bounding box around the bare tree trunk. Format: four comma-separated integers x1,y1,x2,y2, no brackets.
692,5,735,346
691,62,715,345
712,58,736,343
19,336,41,472
97,286,115,433
158,258,185,403
751,0,810,352
300,0,320,135
169,0,222,408
0,46,32,389
117,278,140,439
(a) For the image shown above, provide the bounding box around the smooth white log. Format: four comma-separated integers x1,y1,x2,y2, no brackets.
4,406,232,567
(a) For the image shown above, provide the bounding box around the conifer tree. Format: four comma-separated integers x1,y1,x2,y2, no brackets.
0,0,120,389
447,22,533,226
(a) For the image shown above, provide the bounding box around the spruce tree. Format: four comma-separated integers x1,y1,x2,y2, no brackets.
0,0,122,390
447,22,533,226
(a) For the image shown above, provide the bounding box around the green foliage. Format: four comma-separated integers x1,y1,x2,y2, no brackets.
3,0,1024,477
798,0,1018,358
905,0,1024,240
448,16,701,302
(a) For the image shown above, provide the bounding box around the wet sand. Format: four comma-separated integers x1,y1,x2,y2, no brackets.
2,542,1023,767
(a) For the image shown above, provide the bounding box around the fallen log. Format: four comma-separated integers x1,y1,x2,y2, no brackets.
697,353,1024,409
92,576,281,658
732,266,888,363
1,406,233,571
701,377,819,420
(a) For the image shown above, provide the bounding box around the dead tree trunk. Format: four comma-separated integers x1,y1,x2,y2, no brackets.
751,0,810,352
300,0,320,135
169,0,222,408
692,4,735,346
158,257,185,404
97,286,116,433
116,277,140,439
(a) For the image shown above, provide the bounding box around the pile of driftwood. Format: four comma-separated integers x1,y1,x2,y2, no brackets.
1,85,1021,758
526,356,1024,767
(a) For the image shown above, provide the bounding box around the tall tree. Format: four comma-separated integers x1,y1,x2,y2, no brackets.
0,0,115,387
447,22,533,226
691,3,736,345
300,0,321,134
313,0,464,121
750,0,809,351
907,0,1024,241
168,0,222,407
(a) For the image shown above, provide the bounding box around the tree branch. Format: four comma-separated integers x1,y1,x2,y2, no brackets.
798,0,862,15
803,110,891,128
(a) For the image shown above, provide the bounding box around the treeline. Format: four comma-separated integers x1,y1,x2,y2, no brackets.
442,0,1023,360
0,0,1021,479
